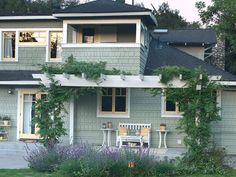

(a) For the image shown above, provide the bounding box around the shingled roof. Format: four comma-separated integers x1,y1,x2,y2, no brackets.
54,0,151,14
144,39,236,81
0,70,40,81
151,29,217,46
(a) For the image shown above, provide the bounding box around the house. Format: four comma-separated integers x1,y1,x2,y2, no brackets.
0,0,236,155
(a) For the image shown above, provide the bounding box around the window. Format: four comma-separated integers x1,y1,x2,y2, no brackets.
19,91,46,139
83,28,95,43
162,94,182,117
49,32,62,61
99,88,129,116
19,31,46,44
2,32,16,61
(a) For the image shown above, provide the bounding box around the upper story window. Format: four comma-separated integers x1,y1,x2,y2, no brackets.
82,28,95,43
19,31,46,45
2,32,16,61
98,88,129,118
49,32,62,62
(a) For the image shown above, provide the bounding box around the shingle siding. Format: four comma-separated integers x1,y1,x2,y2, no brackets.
74,89,185,148
62,47,141,74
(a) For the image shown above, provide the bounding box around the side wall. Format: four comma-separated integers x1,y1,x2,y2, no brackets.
74,89,184,148
213,90,236,154
0,88,18,141
62,47,141,74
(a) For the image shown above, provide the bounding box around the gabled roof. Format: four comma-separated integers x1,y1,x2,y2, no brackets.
54,0,151,14
151,29,217,46
144,39,236,81
53,0,157,26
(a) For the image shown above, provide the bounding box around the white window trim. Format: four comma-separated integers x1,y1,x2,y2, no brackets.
161,91,183,118
0,28,62,62
97,88,130,118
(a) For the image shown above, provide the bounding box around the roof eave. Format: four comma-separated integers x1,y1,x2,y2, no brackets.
0,15,56,20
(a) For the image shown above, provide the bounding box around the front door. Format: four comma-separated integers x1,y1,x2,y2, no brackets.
19,90,44,139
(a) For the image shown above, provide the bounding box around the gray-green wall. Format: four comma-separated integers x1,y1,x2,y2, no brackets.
0,47,46,70
213,90,236,154
74,89,184,148
62,47,146,74
0,88,18,141
0,20,62,28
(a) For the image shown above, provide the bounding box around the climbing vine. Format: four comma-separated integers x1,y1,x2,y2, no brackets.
149,66,224,174
34,55,126,148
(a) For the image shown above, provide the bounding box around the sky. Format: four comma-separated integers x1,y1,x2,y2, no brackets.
126,0,212,22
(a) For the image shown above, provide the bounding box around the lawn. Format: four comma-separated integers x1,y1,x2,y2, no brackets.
0,169,50,177
0,169,236,177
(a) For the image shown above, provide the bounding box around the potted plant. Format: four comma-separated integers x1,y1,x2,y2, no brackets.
2,116,10,126
160,123,167,131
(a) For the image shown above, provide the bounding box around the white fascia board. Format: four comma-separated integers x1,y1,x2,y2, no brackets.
217,81,236,86
0,16,57,20
53,11,152,18
62,43,140,48
0,81,39,85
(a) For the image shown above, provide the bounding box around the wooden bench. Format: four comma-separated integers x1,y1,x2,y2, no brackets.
116,123,151,148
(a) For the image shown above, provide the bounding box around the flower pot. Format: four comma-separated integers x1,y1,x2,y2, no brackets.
3,121,9,126
160,124,166,131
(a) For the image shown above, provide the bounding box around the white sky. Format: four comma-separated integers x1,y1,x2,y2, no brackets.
126,0,212,22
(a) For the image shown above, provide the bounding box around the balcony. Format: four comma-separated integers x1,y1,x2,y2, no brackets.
61,20,148,74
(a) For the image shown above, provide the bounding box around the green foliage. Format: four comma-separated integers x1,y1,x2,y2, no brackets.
149,66,224,174
196,0,236,73
35,56,127,147
0,0,80,14
154,2,201,29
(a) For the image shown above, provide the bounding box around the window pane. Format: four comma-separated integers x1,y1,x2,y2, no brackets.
166,100,176,112
3,32,15,59
50,32,62,59
116,88,121,95
83,28,94,43
102,96,112,112
102,88,112,96
121,88,126,96
115,96,126,112
23,94,36,134
19,32,46,43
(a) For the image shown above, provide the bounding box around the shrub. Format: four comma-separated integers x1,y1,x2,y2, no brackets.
25,144,68,172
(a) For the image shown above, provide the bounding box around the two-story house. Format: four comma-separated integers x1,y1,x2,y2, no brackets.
1,0,236,155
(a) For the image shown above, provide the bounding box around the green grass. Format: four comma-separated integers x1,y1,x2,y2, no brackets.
0,169,236,177
0,169,51,177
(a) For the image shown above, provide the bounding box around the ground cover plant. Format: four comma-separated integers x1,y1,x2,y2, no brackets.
26,143,177,177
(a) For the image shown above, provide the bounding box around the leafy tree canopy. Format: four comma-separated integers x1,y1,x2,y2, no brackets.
154,3,201,29
196,0,236,74
0,0,80,14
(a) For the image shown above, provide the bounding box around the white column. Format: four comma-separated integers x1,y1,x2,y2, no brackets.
69,98,74,145
63,22,68,44
217,90,222,116
0,31,2,61
136,20,141,44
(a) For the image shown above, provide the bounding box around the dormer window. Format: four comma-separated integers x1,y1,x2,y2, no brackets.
83,28,95,43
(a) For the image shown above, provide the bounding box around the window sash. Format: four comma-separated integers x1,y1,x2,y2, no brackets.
49,31,62,61
19,31,46,45
100,88,128,114
164,97,180,115
2,31,16,60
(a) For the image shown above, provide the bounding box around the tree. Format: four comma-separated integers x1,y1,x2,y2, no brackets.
196,0,236,74
154,3,200,29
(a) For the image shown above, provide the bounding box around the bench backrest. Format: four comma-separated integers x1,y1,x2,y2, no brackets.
118,123,151,130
